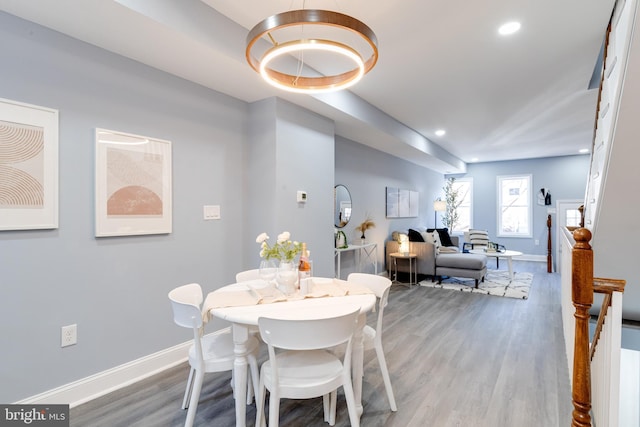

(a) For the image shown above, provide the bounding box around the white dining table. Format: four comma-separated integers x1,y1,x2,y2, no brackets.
206,278,376,427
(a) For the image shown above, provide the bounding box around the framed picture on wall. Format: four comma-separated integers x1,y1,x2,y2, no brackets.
0,98,59,231
386,187,419,218
95,128,172,237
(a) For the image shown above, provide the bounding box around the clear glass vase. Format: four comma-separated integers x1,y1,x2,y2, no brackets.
276,261,298,296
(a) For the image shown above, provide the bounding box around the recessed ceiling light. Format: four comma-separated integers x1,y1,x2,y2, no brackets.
579,148,590,154
435,129,446,137
498,21,521,36
470,158,479,162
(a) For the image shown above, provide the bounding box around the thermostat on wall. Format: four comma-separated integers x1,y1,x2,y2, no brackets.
297,191,307,203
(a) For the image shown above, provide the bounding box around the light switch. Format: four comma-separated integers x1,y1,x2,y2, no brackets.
204,205,220,220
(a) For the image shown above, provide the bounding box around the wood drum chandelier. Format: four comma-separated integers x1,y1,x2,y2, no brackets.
246,9,378,93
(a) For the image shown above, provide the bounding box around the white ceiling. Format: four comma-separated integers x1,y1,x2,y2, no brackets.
0,0,615,173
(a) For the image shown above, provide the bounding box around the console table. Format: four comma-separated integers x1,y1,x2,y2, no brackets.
334,243,378,279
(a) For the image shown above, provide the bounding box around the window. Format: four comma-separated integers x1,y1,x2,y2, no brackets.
497,175,532,237
451,178,472,233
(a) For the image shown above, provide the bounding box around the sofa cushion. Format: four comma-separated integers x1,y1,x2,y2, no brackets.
436,253,487,270
427,228,454,247
408,228,424,242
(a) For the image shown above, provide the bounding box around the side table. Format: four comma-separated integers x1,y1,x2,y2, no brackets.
389,252,417,286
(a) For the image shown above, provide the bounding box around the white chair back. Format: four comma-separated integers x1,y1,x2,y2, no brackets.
258,306,360,351
236,269,260,282
256,305,362,427
168,283,204,329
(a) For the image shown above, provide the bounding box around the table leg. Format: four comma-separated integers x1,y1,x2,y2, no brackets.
231,324,250,427
352,313,366,417
507,257,514,282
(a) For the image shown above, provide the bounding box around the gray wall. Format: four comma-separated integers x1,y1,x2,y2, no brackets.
449,155,590,256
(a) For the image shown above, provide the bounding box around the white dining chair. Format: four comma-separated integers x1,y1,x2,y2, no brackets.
255,306,362,427
347,273,397,411
168,283,261,427
235,269,260,282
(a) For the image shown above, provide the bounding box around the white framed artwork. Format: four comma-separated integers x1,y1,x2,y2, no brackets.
0,98,59,231
95,128,172,237
386,187,419,218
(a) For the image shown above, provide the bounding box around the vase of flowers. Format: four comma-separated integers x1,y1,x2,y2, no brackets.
276,261,298,295
256,231,301,294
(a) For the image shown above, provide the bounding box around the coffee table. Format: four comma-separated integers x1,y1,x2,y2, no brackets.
469,249,523,282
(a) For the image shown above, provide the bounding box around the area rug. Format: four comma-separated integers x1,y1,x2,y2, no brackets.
419,269,533,299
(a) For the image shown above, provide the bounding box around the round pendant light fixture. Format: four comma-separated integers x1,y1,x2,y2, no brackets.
246,9,378,93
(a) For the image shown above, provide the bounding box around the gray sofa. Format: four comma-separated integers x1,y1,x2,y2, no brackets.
385,234,460,279
385,230,488,285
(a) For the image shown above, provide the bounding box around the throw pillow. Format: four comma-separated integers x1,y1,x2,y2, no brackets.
421,231,435,244
431,231,442,254
408,228,424,242
427,228,454,247
468,229,489,246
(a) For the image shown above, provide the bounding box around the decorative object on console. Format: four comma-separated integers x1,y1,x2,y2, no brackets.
335,230,348,249
355,217,375,243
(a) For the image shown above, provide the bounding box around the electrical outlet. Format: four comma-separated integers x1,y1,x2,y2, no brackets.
535,239,540,245
61,324,77,347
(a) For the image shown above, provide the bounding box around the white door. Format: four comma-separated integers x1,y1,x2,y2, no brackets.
555,199,583,272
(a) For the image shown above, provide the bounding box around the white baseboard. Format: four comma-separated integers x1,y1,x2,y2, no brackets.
518,254,546,263
16,342,190,408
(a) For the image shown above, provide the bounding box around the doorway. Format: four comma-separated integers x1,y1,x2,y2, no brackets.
555,199,583,272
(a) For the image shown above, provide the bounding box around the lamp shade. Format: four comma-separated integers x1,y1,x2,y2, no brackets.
434,200,447,212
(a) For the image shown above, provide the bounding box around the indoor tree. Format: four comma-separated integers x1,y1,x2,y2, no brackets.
442,177,462,231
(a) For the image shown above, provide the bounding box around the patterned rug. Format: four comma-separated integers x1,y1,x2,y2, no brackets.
419,269,533,299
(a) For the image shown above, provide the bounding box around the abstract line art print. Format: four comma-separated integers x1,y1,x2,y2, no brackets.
0,98,58,230
95,129,172,237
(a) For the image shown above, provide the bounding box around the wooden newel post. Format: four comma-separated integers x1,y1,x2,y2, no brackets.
571,228,594,427
547,214,552,273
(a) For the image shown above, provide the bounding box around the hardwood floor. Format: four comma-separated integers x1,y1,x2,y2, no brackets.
71,261,572,426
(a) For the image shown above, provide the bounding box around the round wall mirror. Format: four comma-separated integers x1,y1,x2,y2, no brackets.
334,184,352,228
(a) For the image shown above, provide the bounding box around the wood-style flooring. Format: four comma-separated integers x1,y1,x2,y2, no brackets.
70,261,572,427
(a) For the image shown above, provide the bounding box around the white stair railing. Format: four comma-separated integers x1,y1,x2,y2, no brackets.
590,280,625,427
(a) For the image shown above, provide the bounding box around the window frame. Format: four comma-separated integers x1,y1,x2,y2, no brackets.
497,174,532,238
